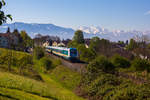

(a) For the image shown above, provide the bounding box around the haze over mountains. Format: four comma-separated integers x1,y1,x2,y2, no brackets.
0,22,149,41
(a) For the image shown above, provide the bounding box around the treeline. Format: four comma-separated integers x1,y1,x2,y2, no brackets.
3,28,33,51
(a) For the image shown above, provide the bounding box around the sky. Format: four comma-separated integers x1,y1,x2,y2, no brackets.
3,0,150,31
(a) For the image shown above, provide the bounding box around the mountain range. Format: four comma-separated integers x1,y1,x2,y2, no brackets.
0,22,149,42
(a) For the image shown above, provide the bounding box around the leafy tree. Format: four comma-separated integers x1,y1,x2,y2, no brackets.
89,37,111,57
111,54,130,68
33,46,45,60
87,56,115,74
131,58,150,72
19,55,33,74
67,40,78,48
0,0,12,25
89,37,101,53
73,30,84,44
126,39,138,50
40,57,52,71
13,29,22,42
20,30,33,48
77,44,95,62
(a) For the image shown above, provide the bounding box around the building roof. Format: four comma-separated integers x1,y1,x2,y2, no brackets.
0,33,10,38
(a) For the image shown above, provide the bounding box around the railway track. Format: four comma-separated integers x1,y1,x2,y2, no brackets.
47,53,87,73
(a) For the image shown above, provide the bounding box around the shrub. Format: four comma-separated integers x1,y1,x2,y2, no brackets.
111,54,130,68
131,58,150,72
87,74,119,97
40,57,52,71
19,55,33,66
53,59,61,67
104,84,150,100
33,47,44,60
87,56,115,73
79,48,95,62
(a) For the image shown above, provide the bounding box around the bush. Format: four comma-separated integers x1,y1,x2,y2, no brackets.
33,47,45,60
78,46,95,62
131,58,150,72
40,57,52,71
104,84,150,100
53,59,61,67
87,56,115,73
111,54,130,68
87,74,119,97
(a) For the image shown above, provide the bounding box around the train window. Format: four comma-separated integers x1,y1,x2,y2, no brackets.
70,49,77,55
63,50,68,55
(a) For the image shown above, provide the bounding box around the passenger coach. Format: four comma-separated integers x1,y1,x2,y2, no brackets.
46,46,78,61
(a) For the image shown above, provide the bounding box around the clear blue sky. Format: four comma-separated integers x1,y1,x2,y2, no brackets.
3,0,150,31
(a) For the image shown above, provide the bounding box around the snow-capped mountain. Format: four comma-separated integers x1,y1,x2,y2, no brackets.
79,26,109,34
0,22,148,41
78,26,145,41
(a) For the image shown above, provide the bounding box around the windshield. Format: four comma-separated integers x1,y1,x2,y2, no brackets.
70,49,77,56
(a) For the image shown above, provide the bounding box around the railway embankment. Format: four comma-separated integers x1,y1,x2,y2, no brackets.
47,53,87,73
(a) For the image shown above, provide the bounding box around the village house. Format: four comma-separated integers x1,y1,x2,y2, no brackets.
57,42,65,47
0,34,9,48
0,32,19,48
43,41,50,47
52,41,58,47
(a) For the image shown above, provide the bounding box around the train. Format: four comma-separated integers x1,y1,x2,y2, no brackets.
45,46,78,61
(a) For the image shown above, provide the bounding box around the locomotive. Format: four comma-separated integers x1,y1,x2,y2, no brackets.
46,46,78,61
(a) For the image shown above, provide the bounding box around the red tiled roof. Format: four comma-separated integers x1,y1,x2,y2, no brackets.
0,33,16,41
0,33,10,37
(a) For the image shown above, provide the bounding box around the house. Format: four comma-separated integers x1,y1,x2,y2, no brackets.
85,44,89,48
58,42,65,47
84,38,91,48
43,41,50,47
52,41,58,47
0,32,19,48
0,34,9,48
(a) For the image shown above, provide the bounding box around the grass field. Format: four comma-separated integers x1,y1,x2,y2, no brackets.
0,71,84,100
0,48,84,100
49,65,81,90
41,73,84,100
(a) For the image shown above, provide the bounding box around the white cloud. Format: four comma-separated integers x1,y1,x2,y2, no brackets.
145,10,150,15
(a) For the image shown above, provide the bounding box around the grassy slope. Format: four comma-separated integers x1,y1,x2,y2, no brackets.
49,65,81,90
0,48,31,60
0,87,50,100
0,71,54,100
41,73,84,100
0,70,84,100
0,48,84,100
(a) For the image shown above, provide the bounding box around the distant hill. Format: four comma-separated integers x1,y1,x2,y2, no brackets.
0,22,148,41
0,22,75,39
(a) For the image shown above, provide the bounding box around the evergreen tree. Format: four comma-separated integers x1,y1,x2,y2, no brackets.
13,29,22,43
6,27,10,33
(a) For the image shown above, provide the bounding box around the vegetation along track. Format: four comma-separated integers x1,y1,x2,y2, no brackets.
47,53,150,85
47,53,87,73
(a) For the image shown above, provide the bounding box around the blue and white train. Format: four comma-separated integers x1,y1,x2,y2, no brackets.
46,46,78,61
